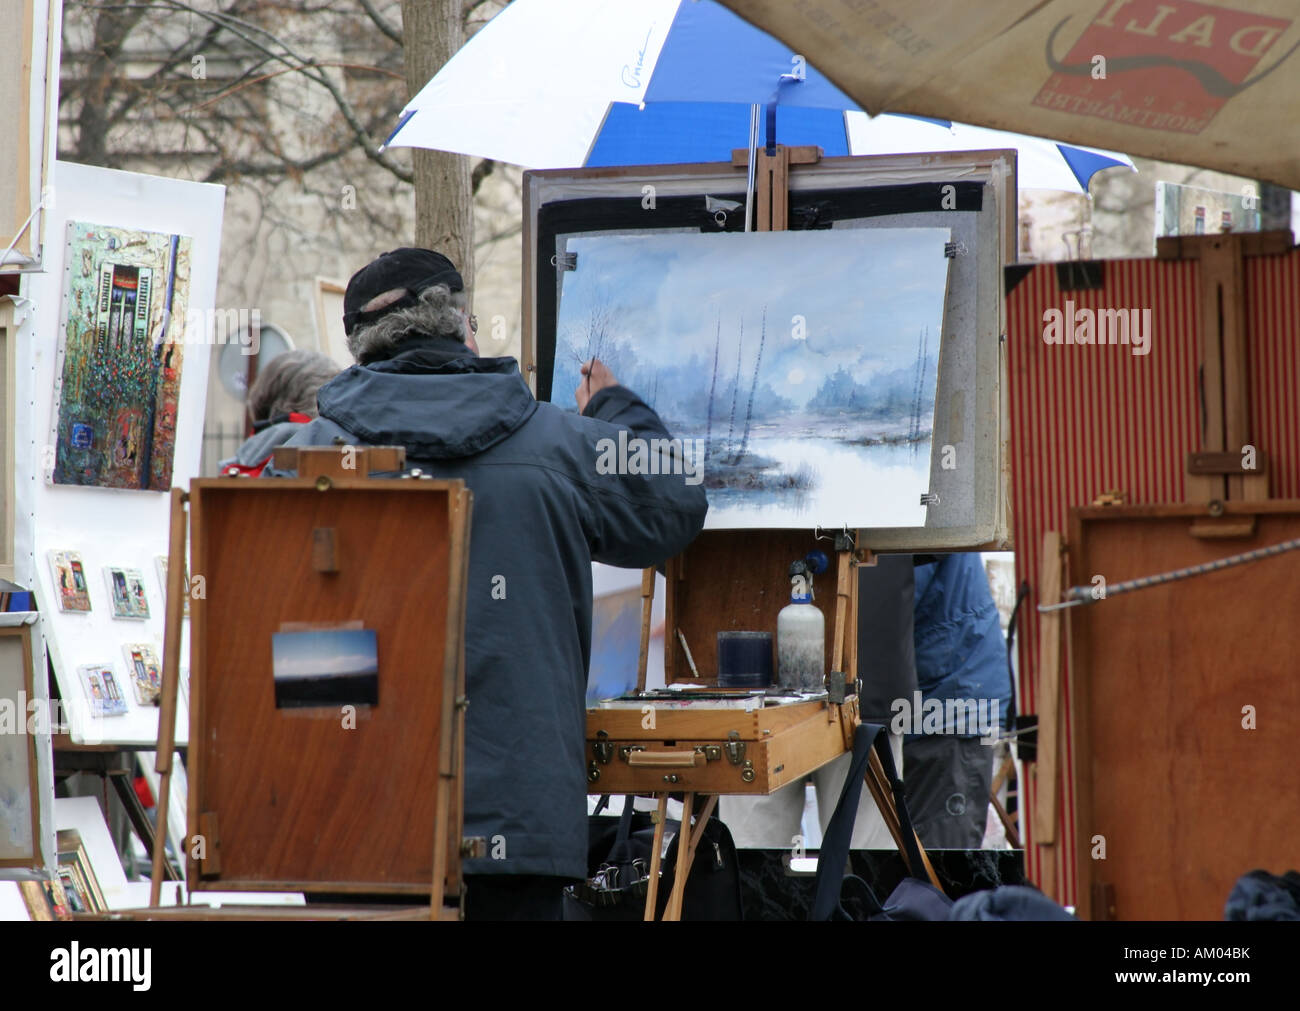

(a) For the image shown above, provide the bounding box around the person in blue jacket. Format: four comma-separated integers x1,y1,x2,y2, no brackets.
904,552,1012,849
268,248,708,918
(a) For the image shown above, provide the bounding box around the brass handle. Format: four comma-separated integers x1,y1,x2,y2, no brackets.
625,750,701,768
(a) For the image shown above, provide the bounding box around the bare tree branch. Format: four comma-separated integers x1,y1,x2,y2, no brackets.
357,0,402,43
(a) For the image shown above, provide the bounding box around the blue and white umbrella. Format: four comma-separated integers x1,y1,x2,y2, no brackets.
383,0,1134,193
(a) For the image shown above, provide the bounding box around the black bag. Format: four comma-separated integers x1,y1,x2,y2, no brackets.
657,809,744,920
811,723,953,921
563,795,664,921
564,797,744,921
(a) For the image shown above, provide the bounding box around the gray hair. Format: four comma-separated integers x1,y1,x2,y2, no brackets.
347,283,468,364
247,349,339,421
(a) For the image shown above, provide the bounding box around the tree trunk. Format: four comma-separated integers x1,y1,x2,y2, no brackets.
400,0,475,296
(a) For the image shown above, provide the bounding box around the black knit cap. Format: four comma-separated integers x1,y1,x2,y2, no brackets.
342,248,464,335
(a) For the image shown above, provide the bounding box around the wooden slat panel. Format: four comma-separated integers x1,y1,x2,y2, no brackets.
1007,255,1202,905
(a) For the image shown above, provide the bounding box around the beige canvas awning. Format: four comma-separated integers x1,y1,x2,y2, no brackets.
720,0,1300,188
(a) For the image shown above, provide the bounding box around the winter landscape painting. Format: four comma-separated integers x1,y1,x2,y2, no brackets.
552,227,951,528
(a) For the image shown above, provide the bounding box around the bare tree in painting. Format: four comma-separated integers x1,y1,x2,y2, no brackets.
735,305,766,463
724,318,743,461
582,295,616,365
704,311,721,462
909,325,929,454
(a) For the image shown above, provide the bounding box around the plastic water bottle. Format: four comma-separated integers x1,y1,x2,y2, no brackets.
777,565,825,691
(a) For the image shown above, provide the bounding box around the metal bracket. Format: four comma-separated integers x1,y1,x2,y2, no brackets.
740,760,756,783
827,670,846,704
593,730,613,764
587,762,601,783
724,731,746,766
618,745,645,763
460,837,489,859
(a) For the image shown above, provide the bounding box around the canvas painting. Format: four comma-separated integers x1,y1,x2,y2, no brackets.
552,228,951,529
271,627,379,708
19,878,73,921
48,550,92,613
122,643,162,707
105,566,149,620
0,633,37,865
56,829,107,914
51,221,193,491
78,664,129,718
586,586,644,705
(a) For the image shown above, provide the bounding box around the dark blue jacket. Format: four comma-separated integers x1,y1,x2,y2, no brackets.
270,338,708,877
912,553,1012,736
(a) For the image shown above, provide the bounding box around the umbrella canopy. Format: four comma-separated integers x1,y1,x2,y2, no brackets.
385,0,1133,193
718,0,1300,189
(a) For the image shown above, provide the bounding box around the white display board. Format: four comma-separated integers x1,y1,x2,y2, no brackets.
54,795,131,908
19,161,225,745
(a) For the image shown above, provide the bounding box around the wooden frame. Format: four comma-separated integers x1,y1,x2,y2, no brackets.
1,0,36,267
56,828,107,915
180,458,471,899
1068,500,1300,920
0,620,42,871
522,148,1014,551
312,277,350,367
0,299,16,580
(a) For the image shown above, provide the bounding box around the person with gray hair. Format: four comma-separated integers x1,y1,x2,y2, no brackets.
270,247,708,920
219,348,338,477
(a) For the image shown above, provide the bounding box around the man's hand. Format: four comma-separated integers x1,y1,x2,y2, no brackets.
576,358,618,414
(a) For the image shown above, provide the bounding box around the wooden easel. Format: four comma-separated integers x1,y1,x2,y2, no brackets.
143,446,472,920
629,527,939,921
600,147,941,921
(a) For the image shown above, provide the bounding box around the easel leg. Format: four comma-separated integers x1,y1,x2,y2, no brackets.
863,747,943,890
664,792,696,921
149,487,189,907
643,793,669,921
636,567,655,692
661,794,719,922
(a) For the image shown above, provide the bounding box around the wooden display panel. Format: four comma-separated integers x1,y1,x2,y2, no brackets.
1069,502,1300,920
665,529,848,683
187,478,470,896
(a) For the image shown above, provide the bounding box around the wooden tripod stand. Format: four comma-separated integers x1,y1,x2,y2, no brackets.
623,529,939,921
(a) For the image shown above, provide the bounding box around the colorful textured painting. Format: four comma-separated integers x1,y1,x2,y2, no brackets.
51,221,193,491
48,550,92,613
122,642,162,707
104,566,149,620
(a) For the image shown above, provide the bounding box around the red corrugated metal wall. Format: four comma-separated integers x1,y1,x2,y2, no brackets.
1005,247,1300,906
